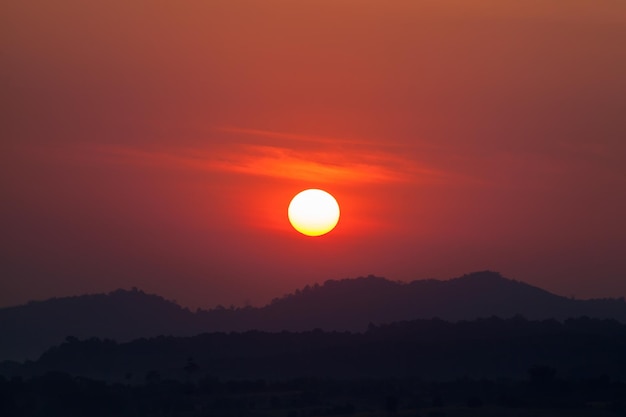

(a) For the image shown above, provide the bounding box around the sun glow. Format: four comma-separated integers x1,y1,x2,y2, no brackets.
288,189,340,236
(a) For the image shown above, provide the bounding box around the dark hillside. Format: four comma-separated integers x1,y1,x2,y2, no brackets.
2,271,625,361
3,316,626,382
0,289,200,361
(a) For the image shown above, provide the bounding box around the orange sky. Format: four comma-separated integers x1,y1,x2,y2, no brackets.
2,0,626,308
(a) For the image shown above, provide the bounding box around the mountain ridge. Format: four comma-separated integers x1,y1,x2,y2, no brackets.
2,271,625,361
4,316,626,382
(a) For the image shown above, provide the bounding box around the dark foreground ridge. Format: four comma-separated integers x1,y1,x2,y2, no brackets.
3,316,626,382
2,271,626,361
2,370,625,417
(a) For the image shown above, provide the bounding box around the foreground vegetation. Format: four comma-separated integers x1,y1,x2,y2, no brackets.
3,316,626,416
2,371,625,417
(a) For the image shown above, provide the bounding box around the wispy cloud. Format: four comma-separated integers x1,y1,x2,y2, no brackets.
216,126,400,149
212,127,458,184
208,144,423,183
53,127,461,185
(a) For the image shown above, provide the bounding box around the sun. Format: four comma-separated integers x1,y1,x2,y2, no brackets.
288,189,340,236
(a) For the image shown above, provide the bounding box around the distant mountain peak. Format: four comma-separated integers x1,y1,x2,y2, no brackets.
455,270,506,281
3,271,626,362
321,275,397,287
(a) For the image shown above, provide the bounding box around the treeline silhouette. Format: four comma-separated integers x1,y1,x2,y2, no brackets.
2,368,625,416
3,316,626,383
3,271,626,361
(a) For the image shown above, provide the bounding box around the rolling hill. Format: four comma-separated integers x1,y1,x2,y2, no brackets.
1,271,625,361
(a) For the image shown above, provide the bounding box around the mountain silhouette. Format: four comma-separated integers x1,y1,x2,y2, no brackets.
5,316,626,382
0,288,200,361
2,271,625,361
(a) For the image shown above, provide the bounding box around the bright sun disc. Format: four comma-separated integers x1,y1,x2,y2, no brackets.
288,189,340,236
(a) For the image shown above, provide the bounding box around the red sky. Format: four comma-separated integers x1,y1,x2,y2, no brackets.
2,0,626,308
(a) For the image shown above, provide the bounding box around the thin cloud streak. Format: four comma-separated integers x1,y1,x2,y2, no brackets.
22,127,470,185
217,126,397,149
211,144,419,184
217,126,453,152
212,127,472,184
85,143,452,185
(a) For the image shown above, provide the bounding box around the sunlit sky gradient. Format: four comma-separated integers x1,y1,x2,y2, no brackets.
2,0,625,308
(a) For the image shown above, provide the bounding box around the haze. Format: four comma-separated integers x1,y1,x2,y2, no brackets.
2,0,625,309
